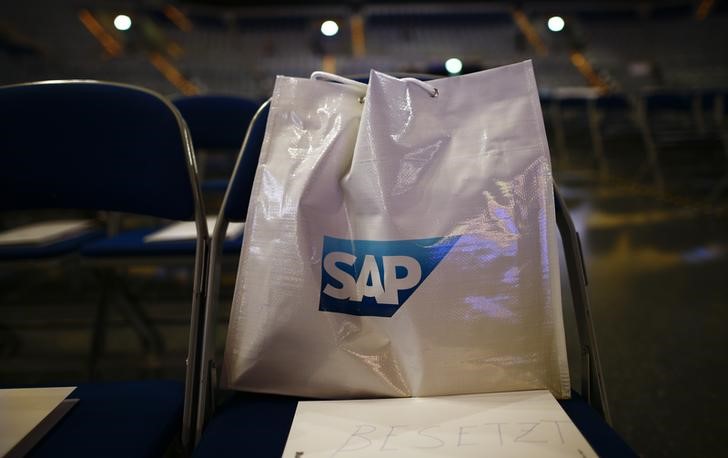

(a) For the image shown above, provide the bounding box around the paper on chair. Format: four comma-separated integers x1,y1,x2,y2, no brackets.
0,387,76,457
143,216,244,242
282,390,596,458
0,220,92,245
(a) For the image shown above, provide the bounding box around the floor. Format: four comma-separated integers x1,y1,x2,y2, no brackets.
559,174,728,458
1,118,727,457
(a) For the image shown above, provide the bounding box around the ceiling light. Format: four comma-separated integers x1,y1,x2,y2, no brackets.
321,20,339,37
445,57,463,75
113,14,132,31
547,16,565,32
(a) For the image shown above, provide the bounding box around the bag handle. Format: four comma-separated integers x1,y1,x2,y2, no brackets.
400,77,439,98
310,71,368,91
310,72,438,98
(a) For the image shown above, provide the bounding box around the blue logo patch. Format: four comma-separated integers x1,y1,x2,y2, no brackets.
319,235,460,317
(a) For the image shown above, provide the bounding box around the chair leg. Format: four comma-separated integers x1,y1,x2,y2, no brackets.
637,111,666,194
551,103,570,167
88,289,109,380
89,269,166,376
587,104,609,181
0,323,21,358
118,281,165,371
708,174,728,202
708,127,728,201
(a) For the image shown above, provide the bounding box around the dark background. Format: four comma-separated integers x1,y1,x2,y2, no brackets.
2,1,727,456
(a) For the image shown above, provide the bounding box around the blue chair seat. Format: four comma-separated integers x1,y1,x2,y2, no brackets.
221,236,243,255
0,230,103,261
595,94,630,111
192,392,299,458
28,380,183,458
560,392,637,457
193,391,636,458
80,228,242,258
201,179,230,193
645,92,694,112
81,228,197,257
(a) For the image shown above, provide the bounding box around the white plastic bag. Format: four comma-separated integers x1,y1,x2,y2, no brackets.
222,61,570,399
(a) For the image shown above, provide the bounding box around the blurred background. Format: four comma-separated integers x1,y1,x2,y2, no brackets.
1,1,727,457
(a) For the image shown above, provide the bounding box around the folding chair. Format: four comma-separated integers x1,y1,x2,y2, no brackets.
189,98,636,457
698,90,728,200
636,91,690,193
0,80,207,455
591,93,644,181
173,95,260,195
551,89,608,177
636,90,726,197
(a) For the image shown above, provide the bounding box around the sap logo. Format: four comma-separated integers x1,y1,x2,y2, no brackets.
323,253,421,305
319,235,460,317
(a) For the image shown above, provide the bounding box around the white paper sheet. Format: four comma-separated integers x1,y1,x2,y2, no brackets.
0,220,91,245
0,387,76,457
143,216,244,242
282,390,596,458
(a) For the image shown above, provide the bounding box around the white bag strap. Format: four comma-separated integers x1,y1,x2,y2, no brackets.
399,77,439,98
310,71,368,91
311,71,438,99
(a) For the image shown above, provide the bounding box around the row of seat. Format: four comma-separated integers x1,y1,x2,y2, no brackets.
0,80,634,457
541,89,728,199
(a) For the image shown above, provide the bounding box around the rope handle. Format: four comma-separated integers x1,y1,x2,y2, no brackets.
310,72,439,98
400,77,439,98
310,71,368,91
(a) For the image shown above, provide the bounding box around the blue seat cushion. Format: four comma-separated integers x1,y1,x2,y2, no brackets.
193,391,636,457
193,392,298,458
81,227,242,258
0,230,103,261
560,392,637,457
201,179,230,193
27,380,183,458
81,228,198,257
221,236,243,255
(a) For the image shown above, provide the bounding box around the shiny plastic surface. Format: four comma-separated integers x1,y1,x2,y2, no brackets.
222,62,570,399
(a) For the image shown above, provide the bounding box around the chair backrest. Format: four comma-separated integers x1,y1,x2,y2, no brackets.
221,102,270,222
0,81,202,221
644,91,694,112
595,93,631,111
173,95,260,151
